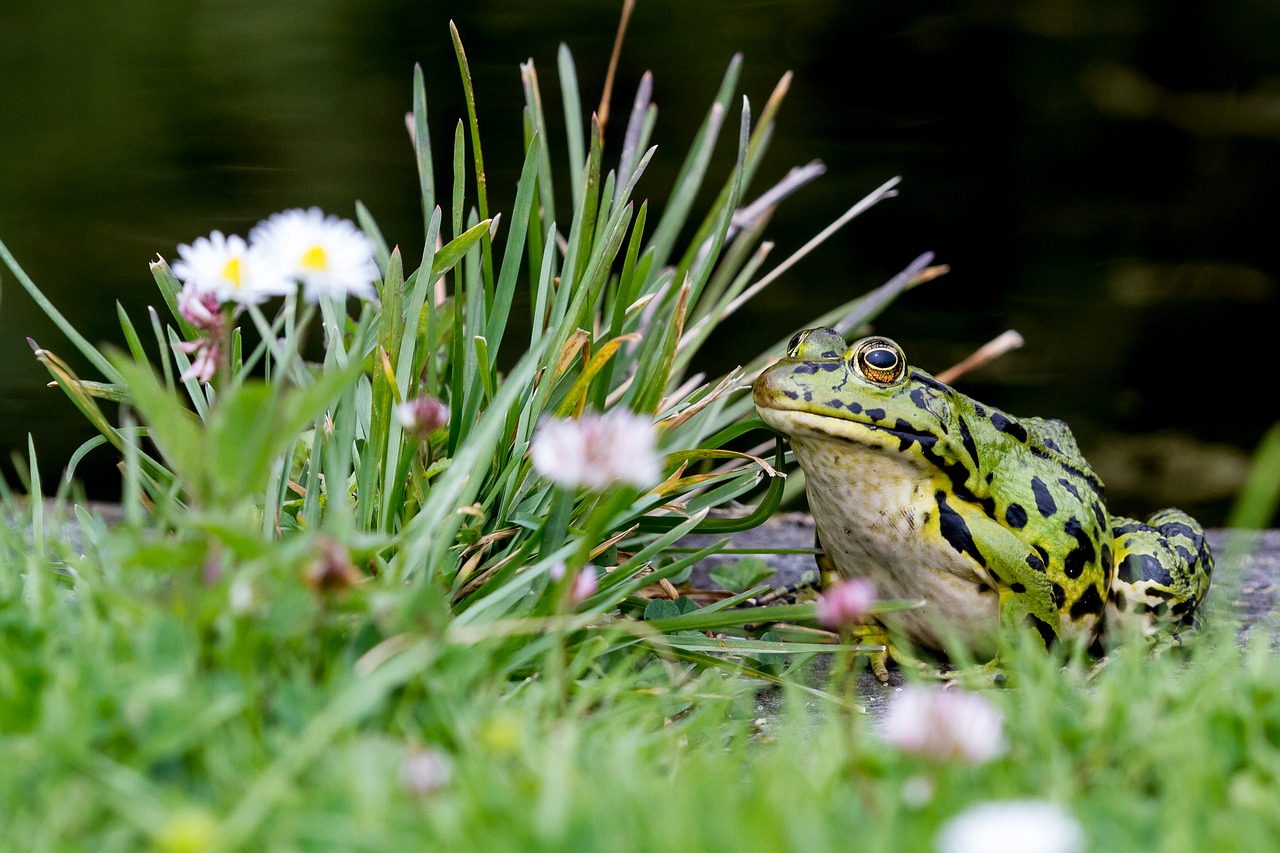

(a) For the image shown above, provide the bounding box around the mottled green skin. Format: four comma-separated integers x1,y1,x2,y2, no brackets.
753,329,1213,660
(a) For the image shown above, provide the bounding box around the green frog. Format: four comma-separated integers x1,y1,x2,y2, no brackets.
753,328,1213,680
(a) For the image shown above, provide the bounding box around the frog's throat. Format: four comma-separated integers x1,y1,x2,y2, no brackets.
758,406,940,460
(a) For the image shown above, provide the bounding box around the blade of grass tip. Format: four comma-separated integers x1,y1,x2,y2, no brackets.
27,436,43,558
645,54,741,275
29,339,127,451
429,216,492,283
1,239,122,383
115,302,148,365
355,201,391,273
484,137,541,363
718,175,902,326
473,336,496,401
596,0,635,134
450,21,495,304
558,43,586,212
148,257,198,340
65,435,110,487
616,72,653,207
411,63,436,239
521,59,557,228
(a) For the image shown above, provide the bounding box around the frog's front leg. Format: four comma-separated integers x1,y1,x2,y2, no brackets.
1106,508,1213,645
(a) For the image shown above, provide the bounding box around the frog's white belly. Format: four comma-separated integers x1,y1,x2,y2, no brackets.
790,432,999,654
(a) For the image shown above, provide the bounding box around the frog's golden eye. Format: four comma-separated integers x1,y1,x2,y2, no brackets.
851,337,906,384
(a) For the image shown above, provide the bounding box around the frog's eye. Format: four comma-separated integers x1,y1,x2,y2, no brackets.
788,328,846,359
851,338,906,384
786,331,806,357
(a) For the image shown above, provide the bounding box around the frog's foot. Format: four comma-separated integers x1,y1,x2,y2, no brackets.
937,658,1008,688
829,622,895,683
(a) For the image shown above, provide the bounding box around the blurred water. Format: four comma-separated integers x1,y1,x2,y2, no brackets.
1,0,1276,523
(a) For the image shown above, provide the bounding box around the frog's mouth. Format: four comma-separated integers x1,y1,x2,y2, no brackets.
756,406,938,455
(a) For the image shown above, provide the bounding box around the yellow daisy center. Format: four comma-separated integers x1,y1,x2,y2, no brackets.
221,256,243,288
300,245,329,271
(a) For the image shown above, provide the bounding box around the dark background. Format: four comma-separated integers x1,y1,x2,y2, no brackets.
1,0,1276,524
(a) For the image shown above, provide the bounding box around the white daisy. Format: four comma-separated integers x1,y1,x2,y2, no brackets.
171,230,291,304
250,207,379,303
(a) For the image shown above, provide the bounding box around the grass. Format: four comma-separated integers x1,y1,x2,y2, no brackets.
2,18,1280,852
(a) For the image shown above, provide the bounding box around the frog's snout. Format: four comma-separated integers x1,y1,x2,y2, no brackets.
751,370,789,410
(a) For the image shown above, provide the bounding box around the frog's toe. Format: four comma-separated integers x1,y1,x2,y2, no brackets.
869,646,891,683
939,658,1008,687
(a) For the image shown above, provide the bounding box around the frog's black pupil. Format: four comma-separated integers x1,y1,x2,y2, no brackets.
864,347,898,370
787,332,804,355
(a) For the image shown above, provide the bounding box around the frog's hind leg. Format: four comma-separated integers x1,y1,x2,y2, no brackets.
1106,508,1214,646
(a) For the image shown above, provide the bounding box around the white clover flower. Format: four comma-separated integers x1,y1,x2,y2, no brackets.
250,207,379,303
172,230,291,304
936,800,1084,853
882,685,1005,764
531,409,661,490
815,577,877,629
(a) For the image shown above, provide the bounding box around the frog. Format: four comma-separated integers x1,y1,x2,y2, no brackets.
752,328,1213,681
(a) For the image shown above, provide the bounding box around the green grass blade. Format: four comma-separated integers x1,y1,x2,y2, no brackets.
520,59,557,229
411,63,436,243
450,21,495,304
558,43,585,212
